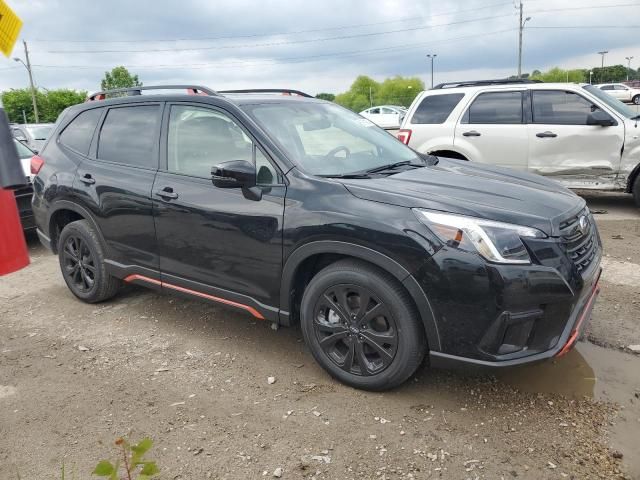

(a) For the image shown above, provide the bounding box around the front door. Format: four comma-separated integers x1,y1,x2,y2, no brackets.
453,90,529,170
527,89,624,188
152,103,286,319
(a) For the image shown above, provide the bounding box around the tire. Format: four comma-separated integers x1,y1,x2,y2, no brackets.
57,219,121,303
633,95,640,105
300,259,426,390
633,174,640,208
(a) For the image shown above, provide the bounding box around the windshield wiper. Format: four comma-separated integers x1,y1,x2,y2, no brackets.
364,159,426,174
318,173,371,179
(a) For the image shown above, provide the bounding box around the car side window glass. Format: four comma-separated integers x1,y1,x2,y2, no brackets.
167,105,253,178
255,147,279,185
600,85,614,91
59,108,103,155
369,108,380,114
380,107,393,114
464,91,523,124
614,85,628,90
411,93,465,124
532,91,598,125
97,105,160,168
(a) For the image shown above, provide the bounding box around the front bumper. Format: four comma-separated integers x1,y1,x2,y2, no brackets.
429,266,601,369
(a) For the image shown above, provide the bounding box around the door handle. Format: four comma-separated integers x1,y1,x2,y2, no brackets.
462,130,481,137
536,131,558,138
154,187,179,200
79,174,95,185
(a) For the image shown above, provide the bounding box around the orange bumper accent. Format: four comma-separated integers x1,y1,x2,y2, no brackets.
556,282,600,358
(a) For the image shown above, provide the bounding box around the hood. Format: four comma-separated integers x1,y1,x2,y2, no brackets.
340,158,585,237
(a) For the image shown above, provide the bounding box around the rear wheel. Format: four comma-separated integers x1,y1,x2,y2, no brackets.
633,174,640,208
58,220,121,303
632,95,640,105
300,260,426,390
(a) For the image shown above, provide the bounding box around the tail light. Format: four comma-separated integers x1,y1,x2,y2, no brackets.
30,155,45,175
397,129,412,145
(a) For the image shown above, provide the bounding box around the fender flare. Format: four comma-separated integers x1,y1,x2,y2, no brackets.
279,240,441,351
47,200,106,254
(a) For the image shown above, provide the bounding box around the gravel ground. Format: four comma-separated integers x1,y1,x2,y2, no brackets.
1,192,639,480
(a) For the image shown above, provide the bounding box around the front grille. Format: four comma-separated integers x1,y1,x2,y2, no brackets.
559,209,598,273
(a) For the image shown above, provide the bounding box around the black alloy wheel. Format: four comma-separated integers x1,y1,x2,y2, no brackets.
313,284,398,376
62,235,96,293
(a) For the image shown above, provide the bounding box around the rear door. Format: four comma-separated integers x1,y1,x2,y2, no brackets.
526,89,623,186
613,84,632,102
152,102,285,316
453,90,528,170
74,103,161,273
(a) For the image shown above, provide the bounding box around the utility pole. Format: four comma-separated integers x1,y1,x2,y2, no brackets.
517,1,531,79
369,86,373,107
597,51,608,83
13,40,39,123
426,54,437,88
625,56,634,81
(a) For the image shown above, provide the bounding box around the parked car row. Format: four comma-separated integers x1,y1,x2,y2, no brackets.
359,105,407,128
397,79,640,206
596,82,640,104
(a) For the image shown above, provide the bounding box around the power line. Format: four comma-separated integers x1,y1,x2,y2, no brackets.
528,2,640,14
29,29,515,71
41,14,517,54
30,1,516,44
529,25,640,28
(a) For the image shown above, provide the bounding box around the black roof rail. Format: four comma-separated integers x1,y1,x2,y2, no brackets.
432,79,542,89
218,88,313,98
87,85,217,101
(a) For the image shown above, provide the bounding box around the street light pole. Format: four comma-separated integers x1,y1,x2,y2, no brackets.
517,1,531,78
597,51,608,83
13,40,39,123
625,56,634,81
426,54,437,88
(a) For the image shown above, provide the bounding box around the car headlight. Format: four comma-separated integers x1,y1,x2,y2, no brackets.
413,209,547,264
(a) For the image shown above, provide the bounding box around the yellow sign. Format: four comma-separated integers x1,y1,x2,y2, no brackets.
0,0,22,58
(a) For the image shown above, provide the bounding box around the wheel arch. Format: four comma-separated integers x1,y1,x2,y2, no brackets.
279,241,441,351
428,149,469,161
47,201,105,254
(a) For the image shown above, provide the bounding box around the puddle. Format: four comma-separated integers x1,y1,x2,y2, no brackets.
498,342,640,477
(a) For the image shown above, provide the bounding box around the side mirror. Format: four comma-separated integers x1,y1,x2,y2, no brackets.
211,160,256,189
586,110,615,127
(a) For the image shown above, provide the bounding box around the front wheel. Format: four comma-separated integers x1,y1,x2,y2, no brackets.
300,260,426,390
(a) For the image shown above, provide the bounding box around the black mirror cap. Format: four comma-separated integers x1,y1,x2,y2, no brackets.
211,160,256,189
586,111,616,127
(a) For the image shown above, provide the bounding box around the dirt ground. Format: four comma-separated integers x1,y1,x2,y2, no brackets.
1,191,639,480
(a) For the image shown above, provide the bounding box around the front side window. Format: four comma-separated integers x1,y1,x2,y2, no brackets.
411,93,465,124
600,85,614,91
167,105,278,184
532,90,600,125
464,91,523,124
244,102,420,177
97,105,160,168
59,108,103,155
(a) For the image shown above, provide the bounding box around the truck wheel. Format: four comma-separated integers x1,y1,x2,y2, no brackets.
58,220,121,303
300,259,426,390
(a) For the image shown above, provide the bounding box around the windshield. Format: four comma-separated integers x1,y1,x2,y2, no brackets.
26,125,53,140
243,102,420,176
14,139,33,159
583,85,638,119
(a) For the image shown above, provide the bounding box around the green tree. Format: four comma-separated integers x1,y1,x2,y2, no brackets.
591,64,630,83
334,75,424,112
1,88,86,123
530,67,586,83
100,66,142,91
315,93,335,101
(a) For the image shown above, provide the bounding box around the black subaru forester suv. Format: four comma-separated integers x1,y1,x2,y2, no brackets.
31,85,602,390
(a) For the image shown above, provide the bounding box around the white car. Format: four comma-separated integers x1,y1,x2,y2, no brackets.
360,105,406,129
596,83,640,105
398,79,640,205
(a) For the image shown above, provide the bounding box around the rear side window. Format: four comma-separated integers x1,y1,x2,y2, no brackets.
411,93,464,124
464,91,523,124
59,108,103,155
97,105,160,168
532,91,596,125
600,85,614,91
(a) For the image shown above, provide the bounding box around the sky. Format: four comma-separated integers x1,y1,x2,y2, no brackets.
0,0,638,96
